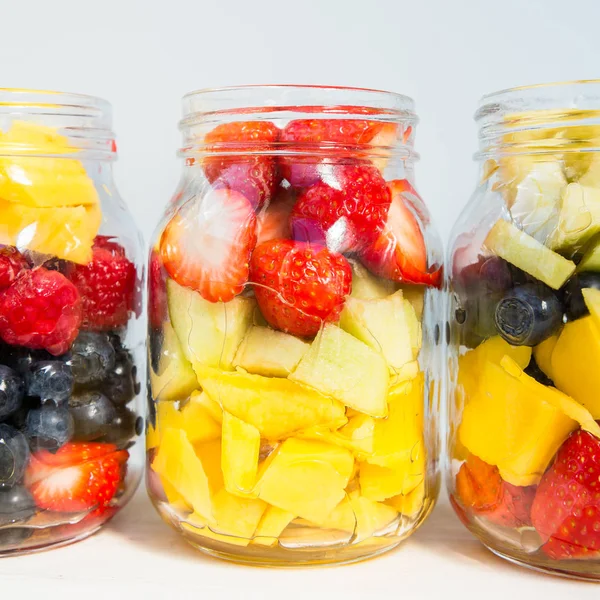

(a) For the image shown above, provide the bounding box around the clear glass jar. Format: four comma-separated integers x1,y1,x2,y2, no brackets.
147,85,443,566
447,80,600,580
0,89,144,554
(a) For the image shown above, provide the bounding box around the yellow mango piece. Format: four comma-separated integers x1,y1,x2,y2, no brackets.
484,219,575,289
533,334,559,380
551,316,600,418
501,356,600,438
193,438,224,494
221,411,260,496
181,519,252,547
154,400,184,442
257,438,354,523
459,361,577,486
195,365,346,439
152,428,212,520
0,201,101,264
389,360,420,387
146,422,160,450
299,413,375,455
253,506,295,546
209,489,267,540
189,390,223,425
386,481,425,517
180,395,221,444
160,478,191,513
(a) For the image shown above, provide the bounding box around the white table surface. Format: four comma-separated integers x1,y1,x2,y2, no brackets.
2,487,598,599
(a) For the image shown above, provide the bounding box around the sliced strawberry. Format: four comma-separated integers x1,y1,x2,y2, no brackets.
148,249,168,329
160,189,257,303
25,442,128,513
256,189,296,246
360,179,441,286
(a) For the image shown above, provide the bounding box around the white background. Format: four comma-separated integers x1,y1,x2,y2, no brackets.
2,0,600,596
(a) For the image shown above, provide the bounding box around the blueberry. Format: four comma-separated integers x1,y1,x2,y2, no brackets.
0,486,35,524
7,397,40,431
0,425,29,488
69,391,116,441
563,272,600,321
25,405,74,451
146,381,156,429
149,328,163,374
479,257,513,293
25,361,73,405
8,348,55,375
495,283,564,346
101,407,137,446
0,366,24,421
524,359,554,387
102,349,137,406
69,332,116,385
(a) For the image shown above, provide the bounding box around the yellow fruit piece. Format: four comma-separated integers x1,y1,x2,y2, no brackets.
533,334,559,380
459,361,577,486
501,356,600,438
0,200,101,264
221,411,260,496
193,438,223,493
195,365,346,439
189,390,223,425
0,121,99,208
209,489,267,540
386,481,425,518
256,438,354,523
290,324,390,418
578,238,600,272
399,284,425,319
484,219,575,289
253,506,295,546
181,519,252,547
160,478,191,513
180,395,221,444
146,422,160,450
551,316,600,418
299,413,376,455
583,287,600,326
349,259,398,300
578,153,600,187
152,428,212,520
149,322,198,403
389,360,420,387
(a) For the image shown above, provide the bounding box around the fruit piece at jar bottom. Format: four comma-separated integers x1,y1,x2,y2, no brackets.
221,411,260,495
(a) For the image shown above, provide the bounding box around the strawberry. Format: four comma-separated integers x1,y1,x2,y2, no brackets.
25,442,128,513
256,189,296,246
0,247,28,290
360,179,441,286
203,121,281,209
290,164,391,253
249,239,352,337
160,189,257,303
455,454,535,528
148,249,168,329
531,429,600,559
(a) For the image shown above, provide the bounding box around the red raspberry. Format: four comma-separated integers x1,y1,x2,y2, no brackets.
291,165,391,253
0,268,82,356
249,239,352,337
0,247,29,290
70,236,136,331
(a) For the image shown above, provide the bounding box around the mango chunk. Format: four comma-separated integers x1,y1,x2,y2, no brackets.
533,334,559,381
152,428,212,520
221,411,260,496
195,365,346,439
459,361,577,486
257,438,354,523
551,316,600,418
209,489,267,540
484,219,575,289
179,394,221,444
386,481,426,517
299,413,376,455
167,279,255,369
253,506,295,546
290,324,390,418
181,519,252,547
189,390,223,425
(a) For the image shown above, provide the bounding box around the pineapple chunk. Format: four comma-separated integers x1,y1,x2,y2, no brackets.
349,260,397,299
340,290,421,369
289,325,390,418
256,438,354,523
179,394,221,444
386,481,425,517
533,334,559,380
485,219,575,289
189,390,223,425
150,321,198,402
221,412,260,496
232,326,309,377
195,365,346,439
253,506,295,546
167,279,254,369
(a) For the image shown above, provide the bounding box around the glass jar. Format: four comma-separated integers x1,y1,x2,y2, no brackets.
447,80,600,580
147,85,443,566
0,89,144,554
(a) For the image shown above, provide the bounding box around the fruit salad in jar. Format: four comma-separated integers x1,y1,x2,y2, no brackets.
147,86,443,565
448,82,600,580
0,93,144,554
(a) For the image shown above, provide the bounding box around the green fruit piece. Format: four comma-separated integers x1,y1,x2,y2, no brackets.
349,260,398,300
484,219,575,289
577,236,600,272
289,324,390,418
167,278,255,370
340,290,421,370
195,365,346,439
583,287,600,324
150,321,198,402
232,326,309,377
221,411,260,496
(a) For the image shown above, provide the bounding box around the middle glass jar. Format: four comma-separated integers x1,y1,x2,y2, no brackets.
147,85,443,565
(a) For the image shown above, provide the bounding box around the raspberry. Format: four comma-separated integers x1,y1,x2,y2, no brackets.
70,237,136,331
0,268,82,356
0,247,29,290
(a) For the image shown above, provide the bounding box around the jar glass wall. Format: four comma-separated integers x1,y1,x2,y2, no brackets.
0,89,144,554
447,80,600,580
147,85,443,566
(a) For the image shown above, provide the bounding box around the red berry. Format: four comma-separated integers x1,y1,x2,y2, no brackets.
160,189,257,303
25,442,128,513
256,189,296,246
203,121,281,209
360,179,441,287
0,247,29,290
291,165,391,253
0,268,82,356
148,250,168,329
531,429,600,559
249,239,352,337
70,237,136,331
